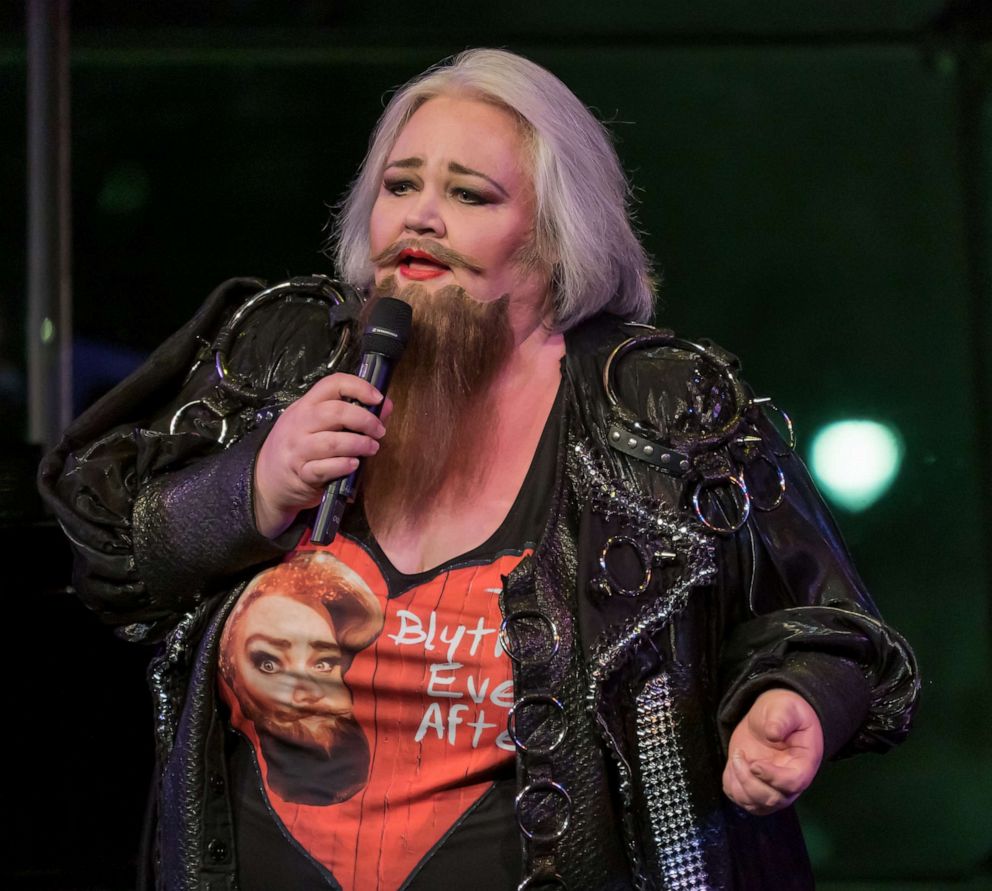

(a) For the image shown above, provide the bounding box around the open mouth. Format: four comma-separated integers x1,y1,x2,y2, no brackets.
398,249,451,279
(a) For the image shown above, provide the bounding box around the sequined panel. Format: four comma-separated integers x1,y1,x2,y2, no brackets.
636,674,710,891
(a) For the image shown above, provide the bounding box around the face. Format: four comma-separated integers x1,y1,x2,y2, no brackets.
233,594,354,740
369,94,551,337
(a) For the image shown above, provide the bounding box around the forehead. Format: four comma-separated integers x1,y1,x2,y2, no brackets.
241,594,335,635
389,94,532,183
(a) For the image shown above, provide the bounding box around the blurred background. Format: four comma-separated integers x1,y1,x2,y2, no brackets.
2,2,989,888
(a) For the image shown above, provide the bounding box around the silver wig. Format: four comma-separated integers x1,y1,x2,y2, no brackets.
331,48,655,330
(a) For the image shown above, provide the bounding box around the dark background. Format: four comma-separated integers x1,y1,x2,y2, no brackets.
2,2,989,889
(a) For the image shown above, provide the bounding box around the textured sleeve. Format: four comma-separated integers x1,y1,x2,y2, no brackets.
38,277,305,642
583,323,919,761
716,420,919,760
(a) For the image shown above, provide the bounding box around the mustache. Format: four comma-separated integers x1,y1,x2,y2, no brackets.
369,237,484,274
271,702,352,722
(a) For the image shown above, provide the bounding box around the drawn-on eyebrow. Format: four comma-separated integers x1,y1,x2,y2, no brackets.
384,157,423,171
245,634,341,656
383,157,510,198
246,633,291,650
309,641,342,656
448,162,509,198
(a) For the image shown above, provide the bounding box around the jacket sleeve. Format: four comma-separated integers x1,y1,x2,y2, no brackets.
38,277,304,643
583,321,920,761
575,321,918,761
715,413,919,760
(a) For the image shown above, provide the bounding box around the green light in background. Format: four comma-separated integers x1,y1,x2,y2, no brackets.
40,317,55,344
809,419,903,512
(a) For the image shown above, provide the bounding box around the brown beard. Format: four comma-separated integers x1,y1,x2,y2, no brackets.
359,277,514,535
256,715,371,806
224,672,372,805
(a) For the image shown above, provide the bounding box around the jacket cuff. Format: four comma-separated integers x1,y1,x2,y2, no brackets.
718,652,872,760
132,425,303,612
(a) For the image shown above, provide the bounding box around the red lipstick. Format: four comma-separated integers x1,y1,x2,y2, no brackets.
397,248,450,281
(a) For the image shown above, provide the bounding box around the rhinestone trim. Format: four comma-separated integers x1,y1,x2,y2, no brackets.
636,674,710,891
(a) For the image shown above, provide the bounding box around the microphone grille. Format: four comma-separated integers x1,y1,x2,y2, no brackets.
361,297,413,359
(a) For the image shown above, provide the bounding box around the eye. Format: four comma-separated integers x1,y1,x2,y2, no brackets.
249,650,281,674
451,187,488,206
311,657,340,673
384,178,416,196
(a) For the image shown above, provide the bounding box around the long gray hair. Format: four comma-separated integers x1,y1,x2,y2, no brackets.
331,48,655,330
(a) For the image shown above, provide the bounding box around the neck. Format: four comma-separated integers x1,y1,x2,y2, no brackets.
504,309,565,375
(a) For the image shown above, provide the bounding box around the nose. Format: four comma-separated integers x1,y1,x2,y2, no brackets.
403,187,446,238
290,676,324,705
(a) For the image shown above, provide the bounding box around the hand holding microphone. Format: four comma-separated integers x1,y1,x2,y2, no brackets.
252,298,412,542
310,298,412,543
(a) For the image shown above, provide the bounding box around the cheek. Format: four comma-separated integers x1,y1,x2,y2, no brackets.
240,668,283,704
369,214,389,284
368,200,392,253
484,230,534,284
319,679,353,709
493,207,538,261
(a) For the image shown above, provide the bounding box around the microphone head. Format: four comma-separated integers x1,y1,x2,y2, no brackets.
361,297,413,359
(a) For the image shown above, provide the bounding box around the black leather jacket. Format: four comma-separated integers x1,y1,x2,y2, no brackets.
39,278,919,891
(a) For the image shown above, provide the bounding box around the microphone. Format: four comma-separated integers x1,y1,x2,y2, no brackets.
309,297,412,545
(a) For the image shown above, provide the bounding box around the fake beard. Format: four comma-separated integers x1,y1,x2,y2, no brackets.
359,279,514,535
257,715,371,806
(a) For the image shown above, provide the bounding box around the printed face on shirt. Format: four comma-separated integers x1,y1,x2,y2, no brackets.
235,594,354,743
219,552,385,805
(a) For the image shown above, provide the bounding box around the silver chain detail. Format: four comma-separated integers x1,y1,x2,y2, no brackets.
570,439,717,705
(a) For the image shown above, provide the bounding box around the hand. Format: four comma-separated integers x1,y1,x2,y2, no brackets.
722,688,824,815
253,373,391,538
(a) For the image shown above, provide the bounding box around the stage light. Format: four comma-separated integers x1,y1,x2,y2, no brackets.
808,420,903,512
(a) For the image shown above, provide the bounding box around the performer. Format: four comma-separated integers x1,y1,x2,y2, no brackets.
40,49,918,891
